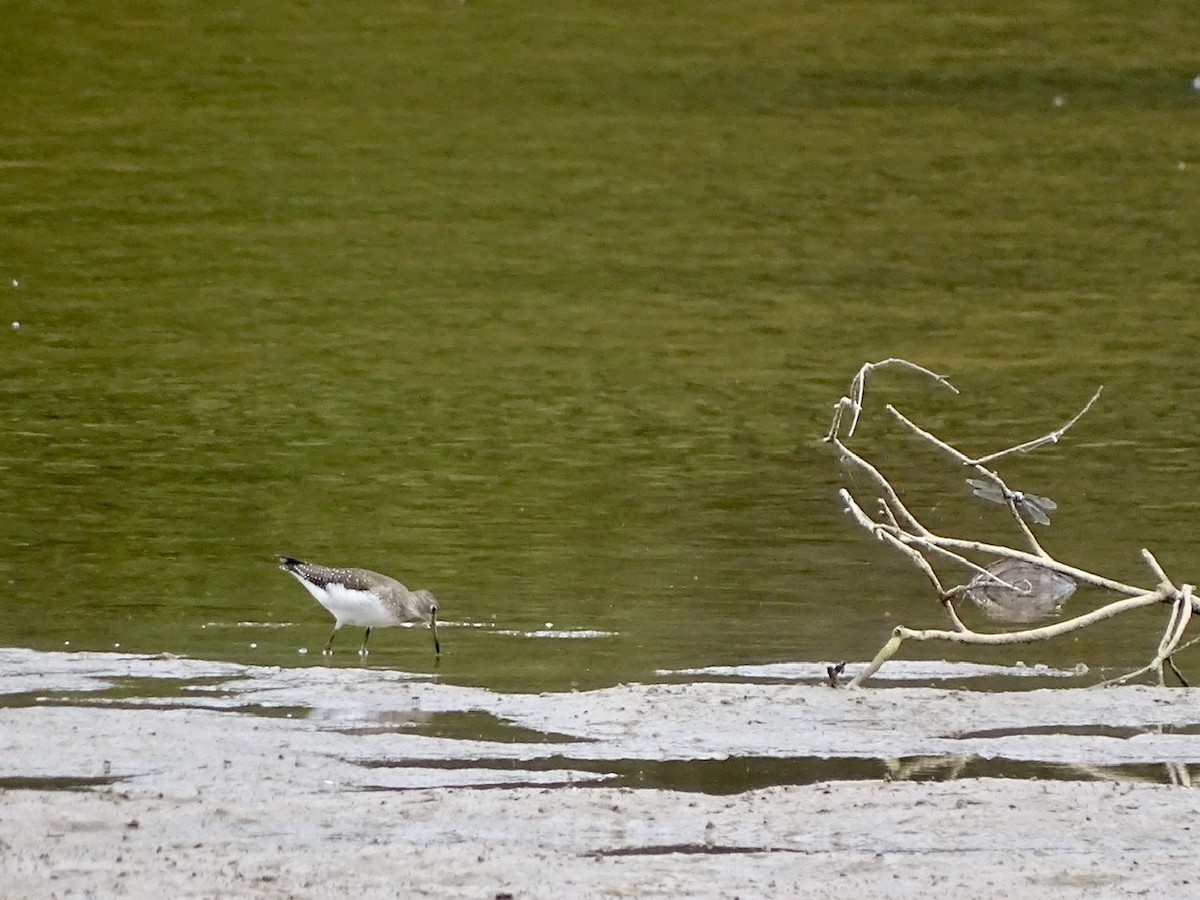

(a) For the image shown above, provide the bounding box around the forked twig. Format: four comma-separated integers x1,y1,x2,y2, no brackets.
824,358,958,441
831,435,930,536
1097,584,1193,688
886,404,1051,557
967,387,1104,466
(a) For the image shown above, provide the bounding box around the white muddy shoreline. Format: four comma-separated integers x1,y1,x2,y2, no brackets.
2,648,1200,898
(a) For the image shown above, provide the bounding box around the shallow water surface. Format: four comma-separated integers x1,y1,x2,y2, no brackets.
3,3,1200,692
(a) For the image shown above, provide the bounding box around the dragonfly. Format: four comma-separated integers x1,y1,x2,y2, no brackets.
966,478,1057,526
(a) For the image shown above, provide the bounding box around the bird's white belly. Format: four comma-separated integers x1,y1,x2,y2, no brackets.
317,584,397,629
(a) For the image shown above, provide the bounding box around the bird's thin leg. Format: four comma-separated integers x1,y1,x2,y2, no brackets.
359,628,372,657
431,611,440,657
323,626,338,655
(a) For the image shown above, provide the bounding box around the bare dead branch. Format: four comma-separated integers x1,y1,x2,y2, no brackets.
824,358,958,442
886,406,1049,556
849,591,1169,688
828,360,1190,688
886,404,1049,557
839,489,991,588
1097,585,1193,688
967,387,1104,466
831,436,930,536
840,487,1144,597
1140,549,1176,592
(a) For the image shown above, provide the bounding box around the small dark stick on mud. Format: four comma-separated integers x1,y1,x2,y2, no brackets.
826,661,847,688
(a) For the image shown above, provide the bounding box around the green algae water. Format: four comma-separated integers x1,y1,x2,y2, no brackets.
2,1,1199,691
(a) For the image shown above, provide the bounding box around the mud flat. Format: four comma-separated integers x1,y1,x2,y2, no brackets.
2,648,1200,898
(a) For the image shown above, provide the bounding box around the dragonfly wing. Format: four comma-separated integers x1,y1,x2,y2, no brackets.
966,479,1002,502
1023,503,1051,526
